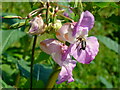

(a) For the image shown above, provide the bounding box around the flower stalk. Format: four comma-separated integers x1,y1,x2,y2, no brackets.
46,2,49,26
30,35,37,89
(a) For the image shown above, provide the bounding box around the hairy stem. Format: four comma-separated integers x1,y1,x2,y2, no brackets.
30,35,37,89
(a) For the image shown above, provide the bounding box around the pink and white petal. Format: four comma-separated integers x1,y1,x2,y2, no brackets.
40,39,63,65
56,23,76,43
51,52,63,66
56,23,71,41
40,39,62,55
29,16,44,35
73,11,94,36
86,36,99,57
56,65,70,84
76,50,93,64
56,59,76,84
72,12,84,36
77,36,99,64
80,11,95,30
67,77,74,83
68,36,99,64
63,59,77,75
79,27,88,37
67,42,82,60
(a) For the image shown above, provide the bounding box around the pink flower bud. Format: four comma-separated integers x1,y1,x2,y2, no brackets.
29,15,44,35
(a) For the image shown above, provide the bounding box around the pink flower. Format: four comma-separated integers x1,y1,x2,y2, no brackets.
40,39,76,84
56,11,99,64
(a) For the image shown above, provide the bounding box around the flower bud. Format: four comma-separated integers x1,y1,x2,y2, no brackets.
45,20,62,33
29,15,44,35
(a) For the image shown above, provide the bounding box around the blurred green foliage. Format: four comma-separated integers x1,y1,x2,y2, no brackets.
1,2,119,89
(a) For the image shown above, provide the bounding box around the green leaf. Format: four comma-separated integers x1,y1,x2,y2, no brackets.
1,64,16,76
33,64,53,84
17,59,30,78
0,64,16,85
17,60,53,85
0,78,13,88
10,20,26,29
7,54,18,63
2,13,19,25
33,79,44,88
107,15,120,25
34,51,50,63
23,78,44,88
57,2,69,7
97,35,119,54
0,30,27,55
99,76,113,88
110,2,120,8
94,2,110,8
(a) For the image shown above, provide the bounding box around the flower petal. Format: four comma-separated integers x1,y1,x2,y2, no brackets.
56,23,76,43
56,23,70,42
73,11,94,36
56,59,76,84
40,39,63,65
68,36,99,64
80,11,94,30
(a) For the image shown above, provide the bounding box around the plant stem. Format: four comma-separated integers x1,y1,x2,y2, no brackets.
15,72,20,87
80,0,83,12
45,64,61,89
46,2,49,26
30,35,37,90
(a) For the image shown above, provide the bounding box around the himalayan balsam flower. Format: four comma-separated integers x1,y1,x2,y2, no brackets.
40,39,76,84
56,11,99,64
29,15,44,35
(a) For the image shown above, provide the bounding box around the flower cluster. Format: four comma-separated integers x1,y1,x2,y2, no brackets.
40,11,99,84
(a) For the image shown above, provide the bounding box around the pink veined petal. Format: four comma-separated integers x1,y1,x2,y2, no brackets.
40,39,63,65
56,23,71,41
51,53,62,66
68,36,99,64
56,59,76,84
40,39,61,55
76,50,93,64
56,65,69,84
73,11,94,36
80,11,95,30
66,42,81,60
63,59,76,76
80,27,88,37
56,23,76,43
86,36,99,59
67,77,74,83
73,12,84,36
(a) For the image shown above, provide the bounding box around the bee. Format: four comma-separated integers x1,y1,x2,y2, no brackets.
81,40,86,50
75,37,86,51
